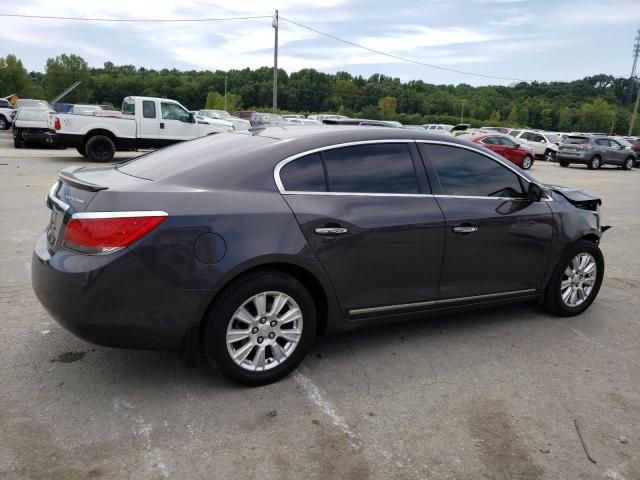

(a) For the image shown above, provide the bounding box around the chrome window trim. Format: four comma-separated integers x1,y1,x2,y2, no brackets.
273,138,553,201
47,181,69,213
71,211,169,220
273,139,414,192
349,288,537,315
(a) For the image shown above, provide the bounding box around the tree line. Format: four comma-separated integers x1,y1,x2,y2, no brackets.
1,53,638,134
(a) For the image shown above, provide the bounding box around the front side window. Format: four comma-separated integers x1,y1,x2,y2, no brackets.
509,130,521,137
279,153,326,191
595,138,610,147
500,136,518,146
323,144,419,194
161,103,190,122
609,140,622,150
143,101,156,119
425,145,525,198
531,134,544,143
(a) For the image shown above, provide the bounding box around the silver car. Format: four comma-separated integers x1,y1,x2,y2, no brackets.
557,135,636,170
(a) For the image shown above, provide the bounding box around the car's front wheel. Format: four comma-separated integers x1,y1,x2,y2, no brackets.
203,271,316,386
543,240,604,316
0,116,7,130
13,130,22,148
544,150,556,162
559,159,570,167
622,157,634,170
521,155,533,170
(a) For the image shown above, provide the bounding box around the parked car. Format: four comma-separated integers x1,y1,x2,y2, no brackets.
249,113,287,127
71,105,103,116
469,133,535,169
307,114,348,122
557,135,636,170
423,124,454,133
232,110,256,120
482,126,509,134
285,118,322,126
322,118,401,128
32,127,607,385
0,98,15,130
282,115,306,120
52,96,229,162
621,136,640,165
196,110,250,131
12,108,57,148
514,130,561,161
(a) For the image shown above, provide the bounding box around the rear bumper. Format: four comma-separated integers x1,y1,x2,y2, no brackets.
557,153,588,164
14,128,59,144
31,233,213,351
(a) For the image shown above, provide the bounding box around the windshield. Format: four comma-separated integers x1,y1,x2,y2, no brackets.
254,114,285,126
122,98,135,115
17,109,49,121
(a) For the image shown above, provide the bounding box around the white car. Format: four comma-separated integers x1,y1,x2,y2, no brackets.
307,114,348,123
0,98,15,130
71,105,103,116
513,130,562,161
196,110,250,131
12,108,57,148
285,118,322,126
423,124,454,134
52,96,230,162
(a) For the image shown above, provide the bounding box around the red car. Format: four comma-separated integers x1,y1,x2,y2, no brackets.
470,133,535,170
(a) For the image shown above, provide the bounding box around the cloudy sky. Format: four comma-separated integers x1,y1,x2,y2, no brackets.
2,0,639,86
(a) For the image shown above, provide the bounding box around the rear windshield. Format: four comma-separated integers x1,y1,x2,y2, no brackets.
563,136,589,144
17,109,49,121
545,134,562,143
117,132,275,180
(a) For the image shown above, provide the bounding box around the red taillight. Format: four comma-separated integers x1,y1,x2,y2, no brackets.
54,117,61,130
63,213,167,254
581,143,592,149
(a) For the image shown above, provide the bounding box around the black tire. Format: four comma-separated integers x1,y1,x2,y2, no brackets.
622,157,634,170
76,145,88,158
543,240,604,316
544,150,556,162
521,155,533,170
0,116,7,130
203,271,317,386
13,130,22,148
85,135,115,163
559,160,570,167
588,156,601,170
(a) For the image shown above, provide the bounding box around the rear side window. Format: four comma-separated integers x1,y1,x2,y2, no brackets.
509,130,521,137
280,153,326,191
142,101,156,119
564,136,589,144
323,144,419,194
424,145,525,198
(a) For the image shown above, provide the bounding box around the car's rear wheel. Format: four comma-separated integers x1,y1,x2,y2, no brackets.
622,157,634,170
521,155,533,170
203,271,316,386
588,156,601,170
543,240,604,316
85,135,115,163
544,150,556,162
559,160,570,167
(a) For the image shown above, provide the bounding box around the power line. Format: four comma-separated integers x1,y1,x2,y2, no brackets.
281,17,529,83
0,13,272,23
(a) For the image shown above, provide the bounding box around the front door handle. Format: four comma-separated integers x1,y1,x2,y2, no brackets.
160,122,165,129
453,225,478,234
315,227,348,235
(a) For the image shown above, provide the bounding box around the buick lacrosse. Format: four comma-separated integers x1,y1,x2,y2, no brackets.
32,127,606,385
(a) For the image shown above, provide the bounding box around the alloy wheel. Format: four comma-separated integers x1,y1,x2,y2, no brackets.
226,291,303,372
624,158,633,170
0,118,6,130
544,151,555,162
522,156,532,170
560,253,597,308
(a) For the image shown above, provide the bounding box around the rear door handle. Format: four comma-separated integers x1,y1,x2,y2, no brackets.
453,225,478,234
315,227,348,235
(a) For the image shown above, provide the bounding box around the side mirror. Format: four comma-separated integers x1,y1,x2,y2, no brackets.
527,183,544,202
189,112,196,123
514,143,520,148
540,139,546,144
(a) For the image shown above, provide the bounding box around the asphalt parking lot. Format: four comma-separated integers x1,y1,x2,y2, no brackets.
0,131,638,480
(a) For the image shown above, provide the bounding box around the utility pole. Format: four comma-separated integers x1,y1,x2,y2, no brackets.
629,80,640,135
625,30,640,105
272,10,279,114
460,99,465,124
224,73,228,111
610,112,616,134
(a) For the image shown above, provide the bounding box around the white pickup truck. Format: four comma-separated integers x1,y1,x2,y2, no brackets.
52,96,231,162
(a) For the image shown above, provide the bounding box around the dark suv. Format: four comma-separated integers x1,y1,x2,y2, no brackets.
32,127,607,385
557,135,636,170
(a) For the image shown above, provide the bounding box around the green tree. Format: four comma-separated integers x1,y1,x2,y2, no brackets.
557,107,574,132
44,54,91,103
577,98,613,132
378,96,397,119
205,90,241,112
0,54,37,97
488,109,501,124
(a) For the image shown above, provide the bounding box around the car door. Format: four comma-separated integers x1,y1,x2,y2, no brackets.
594,138,612,163
418,142,553,299
607,139,625,165
498,135,520,162
138,100,159,147
278,141,446,315
480,136,504,157
159,102,196,143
